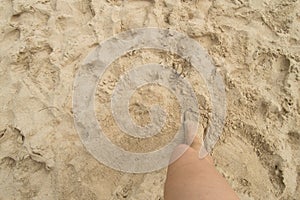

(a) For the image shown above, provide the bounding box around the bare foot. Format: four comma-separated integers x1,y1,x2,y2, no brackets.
183,110,203,152
183,110,210,160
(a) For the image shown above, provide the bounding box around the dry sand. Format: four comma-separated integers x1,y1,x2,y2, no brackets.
0,0,300,199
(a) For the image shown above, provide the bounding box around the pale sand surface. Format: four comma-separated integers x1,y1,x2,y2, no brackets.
0,0,299,199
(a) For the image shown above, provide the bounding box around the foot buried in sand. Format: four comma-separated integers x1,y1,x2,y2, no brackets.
164,112,240,200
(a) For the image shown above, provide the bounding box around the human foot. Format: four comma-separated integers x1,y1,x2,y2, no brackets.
183,110,202,151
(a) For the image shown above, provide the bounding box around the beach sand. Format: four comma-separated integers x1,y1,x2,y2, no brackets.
0,0,299,199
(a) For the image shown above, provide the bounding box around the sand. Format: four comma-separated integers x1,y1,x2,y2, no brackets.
0,0,299,199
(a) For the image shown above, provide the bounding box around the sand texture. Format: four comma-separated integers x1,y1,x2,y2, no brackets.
0,0,300,199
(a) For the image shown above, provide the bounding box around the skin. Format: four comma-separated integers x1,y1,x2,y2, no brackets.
164,122,240,200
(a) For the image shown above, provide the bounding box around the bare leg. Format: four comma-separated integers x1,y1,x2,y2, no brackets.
164,122,239,200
